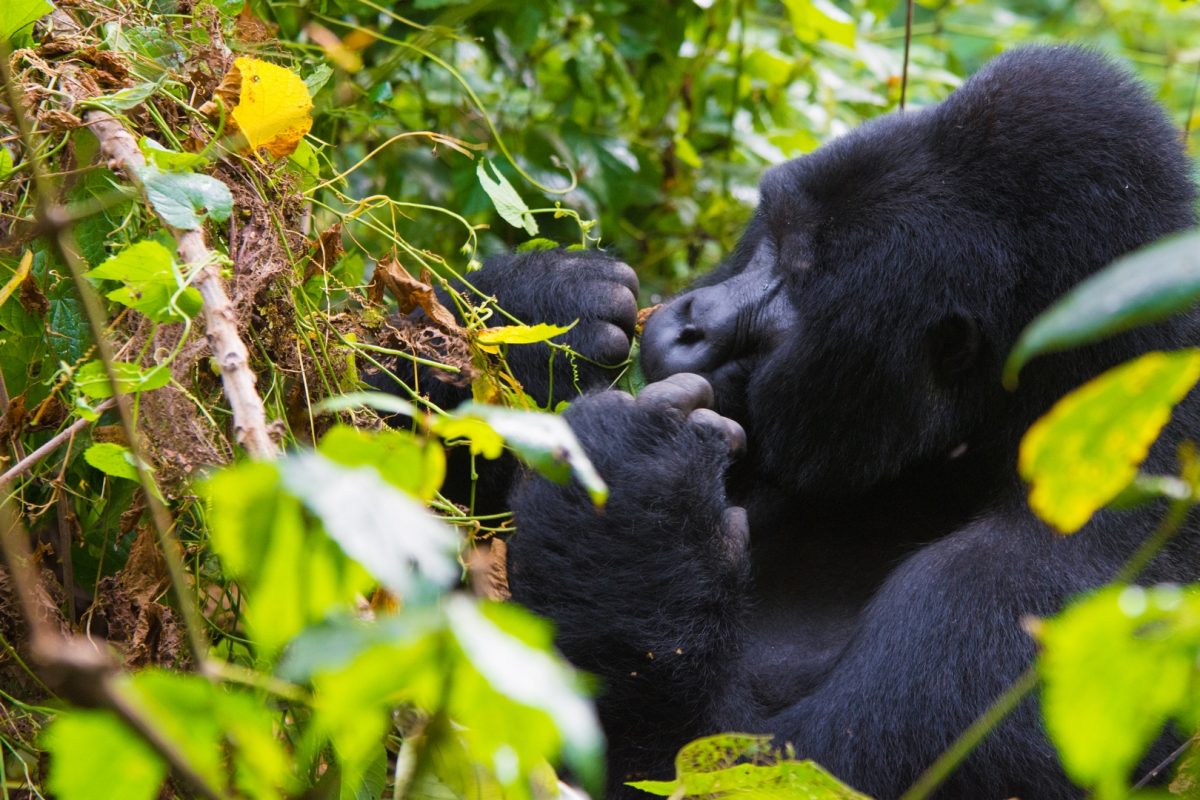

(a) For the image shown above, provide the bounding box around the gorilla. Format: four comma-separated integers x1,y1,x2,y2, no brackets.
388,47,1200,798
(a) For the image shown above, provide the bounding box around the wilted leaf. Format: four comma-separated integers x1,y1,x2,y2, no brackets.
1038,585,1200,797
83,442,142,482
1019,350,1200,533
450,403,607,505
475,322,572,353
477,160,538,235
205,57,314,159
1005,230,1200,388
370,257,460,331
75,359,170,399
1,0,52,41
86,239,202,322
136,165,233,230
629,733,870,799
43,711,166,800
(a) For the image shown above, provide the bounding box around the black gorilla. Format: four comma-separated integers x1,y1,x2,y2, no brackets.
392,47,1200,798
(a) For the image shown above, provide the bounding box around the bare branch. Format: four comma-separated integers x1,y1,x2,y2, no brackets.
0,399,115,486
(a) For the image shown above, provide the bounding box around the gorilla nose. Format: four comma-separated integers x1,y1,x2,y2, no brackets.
641,295,722,382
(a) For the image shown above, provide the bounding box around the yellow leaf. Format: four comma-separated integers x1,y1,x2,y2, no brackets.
475,323,572,351
432,416,504,459
1019,350,1200,533
210,57,313,159
0,250,32,308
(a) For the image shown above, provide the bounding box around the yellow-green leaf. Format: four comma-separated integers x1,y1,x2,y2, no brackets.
1019,349,1200,533
210,57,314,159
475,322,572,352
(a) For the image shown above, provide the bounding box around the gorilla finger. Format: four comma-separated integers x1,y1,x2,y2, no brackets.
578,321,633,366
581,258,639,296
600,283,639,336
636,373,714,415
688,408,746,456
719,506,750,564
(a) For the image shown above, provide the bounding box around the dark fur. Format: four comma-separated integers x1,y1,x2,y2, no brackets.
493,47,1200,798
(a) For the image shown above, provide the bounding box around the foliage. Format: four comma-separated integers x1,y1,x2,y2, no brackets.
1,0,1200,799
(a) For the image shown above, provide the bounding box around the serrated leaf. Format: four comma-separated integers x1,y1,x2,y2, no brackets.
1005,230,1200,388
42,711,166,800
1039,585,1200,797
136,165,233,230
75,359,170,399
1,0,52,41
451,403,607,505
84,442,142,482
474,322,572,352
1019,350,1200,533
87,239,202,322
477,160,538,235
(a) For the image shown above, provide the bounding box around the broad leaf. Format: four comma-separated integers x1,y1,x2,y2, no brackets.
86,239,202,322
83,442,142,482
1,0,52,41
447,403,608,505
139,137,210,171
477,160,538,235
80,81,162,112
1038,585,1200,798
42,712,166,800
1019,350,1200,533
136,165,233,230
1005,230,1200,387
74,359,170,399
475,322,572,353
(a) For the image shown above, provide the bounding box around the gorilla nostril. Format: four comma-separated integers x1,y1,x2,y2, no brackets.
679,325,704,345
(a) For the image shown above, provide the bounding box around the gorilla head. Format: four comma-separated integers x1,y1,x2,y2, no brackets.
641,46,1196,496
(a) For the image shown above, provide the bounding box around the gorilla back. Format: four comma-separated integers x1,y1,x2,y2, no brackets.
505,47,1199,799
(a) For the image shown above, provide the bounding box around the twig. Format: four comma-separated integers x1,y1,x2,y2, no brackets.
1132,736,1195,789
58,76,278,460
900,0,914,111
0,399,114,486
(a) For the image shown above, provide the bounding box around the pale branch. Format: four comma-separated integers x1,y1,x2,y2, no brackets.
58,70,278,460
0,398,115,486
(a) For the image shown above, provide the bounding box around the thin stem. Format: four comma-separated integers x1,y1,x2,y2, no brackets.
0,400,114,486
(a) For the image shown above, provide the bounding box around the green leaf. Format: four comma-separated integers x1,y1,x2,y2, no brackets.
628,733,869,799
139,137,210,171
780,0,855,48
318,424,445,501
1005,230,1200,388
516,237,560,253
1038,585,1200,798
1019,350,1200,533
0,0,52,42
0,144,13,181
74,359,171,399
136,165,233,230
303,64,334,97
279,452,459,600
87,239,202,322
204,460,375,659
83,442,143,482
314,390,418,419
451,403,608,506
80,80,163,112
476,160,538,236
446,597,603,794
42,711,166,800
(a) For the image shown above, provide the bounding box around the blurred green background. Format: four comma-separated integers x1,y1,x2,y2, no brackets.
268,0,1200,300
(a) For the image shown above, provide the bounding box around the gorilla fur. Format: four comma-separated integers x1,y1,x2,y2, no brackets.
396,47,1200,798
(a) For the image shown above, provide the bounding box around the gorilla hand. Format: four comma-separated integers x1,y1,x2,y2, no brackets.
507,373,751,680
470,248,639,405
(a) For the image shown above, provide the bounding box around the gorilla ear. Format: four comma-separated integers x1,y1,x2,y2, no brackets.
927,312,981,382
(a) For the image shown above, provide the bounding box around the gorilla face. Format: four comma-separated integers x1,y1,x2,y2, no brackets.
641,49,1196,497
